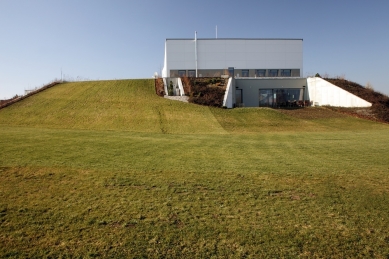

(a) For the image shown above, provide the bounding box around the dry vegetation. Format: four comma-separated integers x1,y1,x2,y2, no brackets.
325,78,389,123
154,78,164,97
181,77,227,107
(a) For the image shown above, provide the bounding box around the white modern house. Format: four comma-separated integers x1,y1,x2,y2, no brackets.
162,37,371,108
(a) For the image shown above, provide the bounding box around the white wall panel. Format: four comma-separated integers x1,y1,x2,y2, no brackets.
265,52,285,60
266,60,286,68
245,52,267,60
203,52,225,61
206,61,226,68
246,60,267,67
265,44,285,52
284,60,302,68
205,44,226,52
285,52,303,60
168,52,185,61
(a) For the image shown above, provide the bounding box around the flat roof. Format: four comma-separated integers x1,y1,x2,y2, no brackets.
166,38,303,41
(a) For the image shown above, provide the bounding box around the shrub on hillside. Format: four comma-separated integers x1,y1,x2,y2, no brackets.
154,78,164,97
187,78,226,107
181,76,191,94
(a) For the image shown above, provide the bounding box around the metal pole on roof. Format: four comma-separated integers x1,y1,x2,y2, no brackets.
195,31,198,78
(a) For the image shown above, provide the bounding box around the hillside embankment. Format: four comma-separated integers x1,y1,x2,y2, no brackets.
325,78,389,123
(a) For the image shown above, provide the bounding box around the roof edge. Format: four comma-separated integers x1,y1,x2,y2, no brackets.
166,38,303,41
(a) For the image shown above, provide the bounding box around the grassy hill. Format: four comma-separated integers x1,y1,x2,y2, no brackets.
0,79,389,258
0,80,227,134
0,79,385,133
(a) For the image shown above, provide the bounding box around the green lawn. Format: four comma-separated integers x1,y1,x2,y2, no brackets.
0,80,388,258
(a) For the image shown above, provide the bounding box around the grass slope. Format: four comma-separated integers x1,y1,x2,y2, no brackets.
0,79,384,134
1,79,389,258
0,80,226,134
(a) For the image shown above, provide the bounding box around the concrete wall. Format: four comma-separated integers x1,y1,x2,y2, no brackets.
163,38,303,78
223,77,234,108
307,77,372,107
234,78,307,107
177,78,185,96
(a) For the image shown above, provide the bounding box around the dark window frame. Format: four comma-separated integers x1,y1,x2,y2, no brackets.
241,70,249,77
281,69,291,77
255,69,266,77
188,70,196,77
178,70,186,77
269,69,278,77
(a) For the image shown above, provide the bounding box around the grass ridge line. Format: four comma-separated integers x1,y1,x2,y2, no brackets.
0,81,61,110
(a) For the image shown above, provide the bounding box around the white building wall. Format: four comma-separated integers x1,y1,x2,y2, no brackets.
163,38,303,77
307,77,372,107
222,77,234,108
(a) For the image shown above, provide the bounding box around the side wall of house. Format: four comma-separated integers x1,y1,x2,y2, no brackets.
307,77,372,107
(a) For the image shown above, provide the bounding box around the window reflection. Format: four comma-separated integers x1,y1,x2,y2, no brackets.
259,88,304,107
256,69,266,77
281,70,291,77
269,70,278,77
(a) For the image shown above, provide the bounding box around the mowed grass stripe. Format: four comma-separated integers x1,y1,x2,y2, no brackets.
1,126,388,174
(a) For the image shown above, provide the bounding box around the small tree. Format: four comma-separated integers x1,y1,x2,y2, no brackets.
315,73,321,78
365,82,374,91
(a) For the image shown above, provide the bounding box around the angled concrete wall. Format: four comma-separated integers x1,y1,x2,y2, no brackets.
307,77,372,107
223,77,234,108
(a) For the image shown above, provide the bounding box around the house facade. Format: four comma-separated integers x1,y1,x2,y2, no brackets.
162,37,371,108
162,38,303,79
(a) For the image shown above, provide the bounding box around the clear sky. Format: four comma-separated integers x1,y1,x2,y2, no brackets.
1,0,388,99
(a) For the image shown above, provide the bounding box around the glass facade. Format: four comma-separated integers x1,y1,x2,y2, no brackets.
241,70,249,77
269,69,278,77
259,88,304,107
170,69,299,78
281,69,291,77
259,89,274,106
256,69,266,77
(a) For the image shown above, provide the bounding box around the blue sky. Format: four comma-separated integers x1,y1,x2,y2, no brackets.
1,0,388,99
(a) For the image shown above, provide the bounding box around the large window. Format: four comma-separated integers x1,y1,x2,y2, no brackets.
259,88,304,107
281,69,291,77
241,70,249,77
188,70,196,77
269,69,278,77
259,89,273,107
256,69,266,77
178,70,186,77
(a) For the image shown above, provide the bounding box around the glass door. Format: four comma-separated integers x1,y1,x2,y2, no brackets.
259,89,273,107
236,89,243,107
